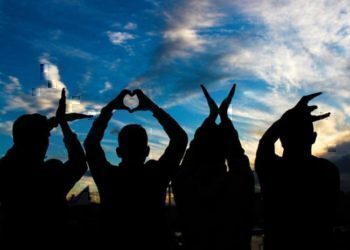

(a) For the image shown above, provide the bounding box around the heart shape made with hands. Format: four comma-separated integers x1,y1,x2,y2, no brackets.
123,92,140,111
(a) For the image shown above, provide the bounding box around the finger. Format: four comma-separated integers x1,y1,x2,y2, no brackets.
311,112,331,122
200,84,210,99
227,83,236,101
65,113,94,121
119,89,131,97
200,84,215,105
307,105,318,112
133,89,143,96
62,88,66,100
298,92,322,106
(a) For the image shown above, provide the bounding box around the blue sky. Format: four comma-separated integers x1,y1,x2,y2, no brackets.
1,0,350,197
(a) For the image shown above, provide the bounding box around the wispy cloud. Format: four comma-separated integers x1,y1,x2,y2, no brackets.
0,121,13,135
128,0,224,93
99,81,113,94
132,0,350,174
124,22,138,30
107,31,135,45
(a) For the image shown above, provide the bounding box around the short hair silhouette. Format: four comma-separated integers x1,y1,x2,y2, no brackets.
280,117,317,150
12,114,50,160
116,124,150,164
13,114,49,142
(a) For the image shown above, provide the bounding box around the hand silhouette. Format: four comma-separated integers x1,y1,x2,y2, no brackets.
219,84,236,120
107,89,132,111
282,92,330,123
56,88,66,123
131,89,157,112
201,84,219,120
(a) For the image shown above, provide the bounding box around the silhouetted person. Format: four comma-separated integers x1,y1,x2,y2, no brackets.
255,93,340,250
84,89,188,249
174,85,254,250
0,89,88,246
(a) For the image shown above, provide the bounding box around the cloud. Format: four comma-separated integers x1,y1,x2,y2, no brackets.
0,121,13,135
99,81,113,94
0,75,22,96
109,119,128,135
224,0,350,95
124,22,137,30
127,0,226,103
107,31,135,45
128,0,350,172
218,0,350,163
50,29,62,40
160,0,222,59
130,0,350,105
32,42,98,61
0,56,103,118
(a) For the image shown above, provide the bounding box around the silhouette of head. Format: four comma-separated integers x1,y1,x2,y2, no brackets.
12,114,50,160
280,117,317,156
117,124,150,166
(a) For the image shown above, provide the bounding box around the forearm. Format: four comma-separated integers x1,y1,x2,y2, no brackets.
221,118,245,157
83,106,113,177
62,122,87,173
84,106,113,147
222,118,252,175
255,120,281,178
152,105,187,147
257,120,281,158
60,120,73,138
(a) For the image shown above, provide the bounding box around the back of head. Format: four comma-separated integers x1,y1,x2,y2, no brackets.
280,115,316,155
12,114,50,160
196,124,227,175
117,124,149,166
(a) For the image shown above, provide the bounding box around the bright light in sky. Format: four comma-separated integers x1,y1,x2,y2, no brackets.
1,0,350,196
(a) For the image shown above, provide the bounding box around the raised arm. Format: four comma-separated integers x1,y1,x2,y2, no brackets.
219,84,252,176
256,120,281,165
256,92,331,181
55,89,88,191
178,85,219,179
133,89,188,176
84,90,130,180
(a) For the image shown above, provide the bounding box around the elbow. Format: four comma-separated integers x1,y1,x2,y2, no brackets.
258,136,269,145
170,128,188,149
178,130,188,151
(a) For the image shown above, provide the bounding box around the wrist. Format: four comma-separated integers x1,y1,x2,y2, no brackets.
102,105,114,113
150,103,161,113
